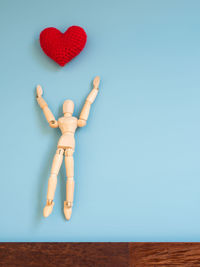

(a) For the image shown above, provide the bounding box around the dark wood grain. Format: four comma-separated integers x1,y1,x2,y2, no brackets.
0,243,129,267
1,242,200,267
130,242,200,266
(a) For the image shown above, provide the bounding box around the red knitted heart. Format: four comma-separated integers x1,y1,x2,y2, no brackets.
40,26,87,67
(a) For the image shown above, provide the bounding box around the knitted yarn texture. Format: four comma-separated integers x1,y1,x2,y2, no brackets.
40,26,87,66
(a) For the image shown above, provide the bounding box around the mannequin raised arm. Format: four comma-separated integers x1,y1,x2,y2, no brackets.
78,76,100,127
36,85,58,128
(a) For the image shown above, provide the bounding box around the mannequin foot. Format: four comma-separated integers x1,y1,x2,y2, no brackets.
43,200,54,218
64,201,73,220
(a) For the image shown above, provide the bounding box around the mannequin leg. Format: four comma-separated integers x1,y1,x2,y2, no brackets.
64,148,74,220
43,148,64,217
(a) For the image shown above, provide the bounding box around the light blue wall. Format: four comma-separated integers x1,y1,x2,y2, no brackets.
0,0,200,241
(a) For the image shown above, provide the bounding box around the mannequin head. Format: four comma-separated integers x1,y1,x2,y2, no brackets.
63,100,74,116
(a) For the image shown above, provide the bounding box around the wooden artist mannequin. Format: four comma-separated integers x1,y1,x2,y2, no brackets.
36,76,100,220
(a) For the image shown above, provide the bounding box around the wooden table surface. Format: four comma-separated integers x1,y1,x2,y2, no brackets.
0,242,200,266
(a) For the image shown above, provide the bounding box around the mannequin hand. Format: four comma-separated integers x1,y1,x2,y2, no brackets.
36,85,43,98
93,76,100,90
